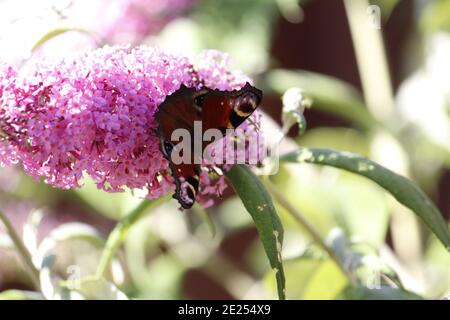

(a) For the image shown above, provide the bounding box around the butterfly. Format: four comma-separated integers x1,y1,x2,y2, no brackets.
155,82,263,209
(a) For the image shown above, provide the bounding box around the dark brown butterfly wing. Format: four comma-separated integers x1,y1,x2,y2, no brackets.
155,85,203,208
155,82,262,209
201,82,262,132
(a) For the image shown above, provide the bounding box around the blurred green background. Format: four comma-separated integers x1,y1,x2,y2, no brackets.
0,0,450,300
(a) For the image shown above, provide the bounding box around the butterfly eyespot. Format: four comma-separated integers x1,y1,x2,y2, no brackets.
155,82,262,209
162,140,174,158
194,94,206,109
235,102,255,116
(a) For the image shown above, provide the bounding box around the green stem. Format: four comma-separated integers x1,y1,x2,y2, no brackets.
0,209,41,291
262,179,357,286
343,0,395,122
344,0,425,281
95,195,170,278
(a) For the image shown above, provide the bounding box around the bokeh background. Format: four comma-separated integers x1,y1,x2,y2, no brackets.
0,0,450,299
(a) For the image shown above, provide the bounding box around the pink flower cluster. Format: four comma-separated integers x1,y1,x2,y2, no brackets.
0,45,261,206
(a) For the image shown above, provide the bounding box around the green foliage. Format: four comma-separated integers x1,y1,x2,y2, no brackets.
281,148,450,250
32,27,101,52
420,0,450,33
264,69,379,130
226,165,286,300
1,0,450,301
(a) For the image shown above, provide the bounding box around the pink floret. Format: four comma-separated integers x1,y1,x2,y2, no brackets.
0,45,263,206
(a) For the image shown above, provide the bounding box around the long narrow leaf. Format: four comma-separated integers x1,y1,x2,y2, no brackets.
280,148,450,250
264,69,379,130
226,165,286,300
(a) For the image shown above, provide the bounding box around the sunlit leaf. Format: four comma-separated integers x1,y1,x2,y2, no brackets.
424,226,450,296
298,127,369,155
226,165,286,300
281,148,450,250
271,159,389,247
420,0,450,33
332,175,390,247
31,26,101,52
0,290,44,300
264,251,325,299
303,259,349,299
70,277,128,300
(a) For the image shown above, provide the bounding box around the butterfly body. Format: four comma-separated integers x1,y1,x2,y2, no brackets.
155,82,262,209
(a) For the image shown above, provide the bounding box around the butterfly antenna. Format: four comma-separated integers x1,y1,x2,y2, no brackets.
247,117,260,131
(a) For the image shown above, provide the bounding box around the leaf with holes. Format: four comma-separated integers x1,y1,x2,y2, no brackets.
280,148,450,251
226,165,286,300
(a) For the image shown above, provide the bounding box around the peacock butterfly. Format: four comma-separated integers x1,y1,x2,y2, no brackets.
155,82,263,209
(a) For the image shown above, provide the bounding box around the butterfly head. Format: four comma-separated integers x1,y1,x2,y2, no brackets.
232,82,262,116
225,82,262,129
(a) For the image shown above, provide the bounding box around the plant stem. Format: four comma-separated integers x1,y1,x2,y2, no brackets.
344,0,425,285
343,0,395,122
262,178,356,286
0,209,41,291
95,195,169,278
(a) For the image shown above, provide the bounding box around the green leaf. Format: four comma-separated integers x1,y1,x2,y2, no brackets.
340,286,423,300
298,127,369,155
280,148,450,251
31,27,101,52
424,227,450,296
226,165,286,300
0,290,44,300
69,277,128,300
264,256,321,299
303,259,349,300
420,0,450,34
263,69,379,130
